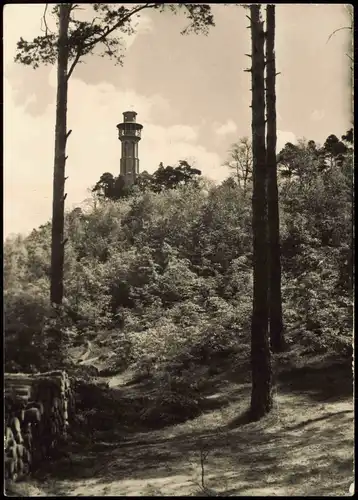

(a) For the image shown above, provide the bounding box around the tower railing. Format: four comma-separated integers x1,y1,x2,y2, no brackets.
117,128,142,139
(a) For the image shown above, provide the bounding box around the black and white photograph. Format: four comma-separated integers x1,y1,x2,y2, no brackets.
4,3,354,496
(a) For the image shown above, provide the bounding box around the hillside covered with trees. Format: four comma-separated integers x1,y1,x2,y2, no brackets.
4,2,353,496
5,129,353,377
5,129,353,495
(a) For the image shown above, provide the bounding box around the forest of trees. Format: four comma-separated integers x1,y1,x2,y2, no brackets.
4,128,353,392
92,161,203,200
4,4,353,495
5,3,353,433
14,3,214,307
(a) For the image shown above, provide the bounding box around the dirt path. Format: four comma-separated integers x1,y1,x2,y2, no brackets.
13,372,354,497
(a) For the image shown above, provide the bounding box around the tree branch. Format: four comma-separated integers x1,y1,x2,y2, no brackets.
66,4,155,81
67,50,82,81
67,14,103,80
82,3,156,51
326,26,352,44
40,4,53,37
102,36,115,58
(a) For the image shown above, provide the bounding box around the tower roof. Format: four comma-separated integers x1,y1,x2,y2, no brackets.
122,110,138,123
117,110,142,132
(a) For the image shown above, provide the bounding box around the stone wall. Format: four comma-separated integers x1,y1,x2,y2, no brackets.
4,370,75,481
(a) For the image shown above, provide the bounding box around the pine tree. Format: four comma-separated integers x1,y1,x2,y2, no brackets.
15,3,214,306
249,4,272,420
266,4,285,353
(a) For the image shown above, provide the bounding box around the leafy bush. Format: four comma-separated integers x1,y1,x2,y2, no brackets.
138,363,205,427
4,284,52,372
3,134,353,377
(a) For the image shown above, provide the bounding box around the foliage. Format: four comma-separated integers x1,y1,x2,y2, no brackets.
92,173,128,201
223,137,253,195
93,160,202,201
4,284,77,373
15,4,215,76
147,161,202,192
279,130,353,355
277,132,350,181
4,132,353,383
14,3,215,307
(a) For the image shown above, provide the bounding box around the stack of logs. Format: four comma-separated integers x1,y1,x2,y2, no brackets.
4,370,75,482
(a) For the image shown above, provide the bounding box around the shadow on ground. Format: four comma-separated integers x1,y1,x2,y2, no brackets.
23,353,353,496
277,357,353,403
34,406,353,496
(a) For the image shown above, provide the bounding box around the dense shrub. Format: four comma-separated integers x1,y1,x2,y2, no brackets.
4,283,51,372
4,285,77,373
4,133,353,379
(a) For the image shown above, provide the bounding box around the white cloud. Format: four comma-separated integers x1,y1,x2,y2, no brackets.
3,2,222,238
4,54,298,238
277,130,297,152
3,5,51,64
132,14,154,37
146,123,199,143
4,72,223,237
214,119,238,137
3,4,153,66
310,109,325,122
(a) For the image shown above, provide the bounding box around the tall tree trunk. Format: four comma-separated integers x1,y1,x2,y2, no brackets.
50,4,71,306
249,4,272,420
266,5,285,353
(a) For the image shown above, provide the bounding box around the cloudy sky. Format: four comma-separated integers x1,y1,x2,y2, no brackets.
4,4,352,237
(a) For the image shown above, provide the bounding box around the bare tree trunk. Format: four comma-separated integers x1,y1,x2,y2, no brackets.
249,4,272,420
235,162,242,189
243,144,251,197
50,4,71,306
243,166,248,196
266,5,285,353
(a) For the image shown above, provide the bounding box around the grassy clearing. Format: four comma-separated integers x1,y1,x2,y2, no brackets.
6,354,353,497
